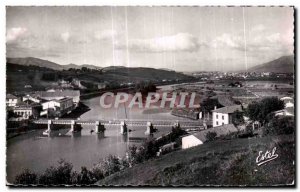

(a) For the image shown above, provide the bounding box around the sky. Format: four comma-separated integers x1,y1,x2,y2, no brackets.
6,6,294,71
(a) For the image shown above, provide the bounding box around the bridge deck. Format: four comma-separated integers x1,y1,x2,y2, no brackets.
32,118,204,128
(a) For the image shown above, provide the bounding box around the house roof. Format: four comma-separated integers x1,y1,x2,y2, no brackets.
7,94,18,99
212,105,243,114
34,90,80,98
192,124,238,142
280,96,293,101
42,97,73,104
216,95,236,106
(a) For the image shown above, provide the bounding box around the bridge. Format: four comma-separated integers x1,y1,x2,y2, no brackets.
32,118,206,135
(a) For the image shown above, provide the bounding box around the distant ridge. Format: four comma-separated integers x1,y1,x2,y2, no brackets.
246,55,294,73
6,57,101,70
7,57,64,70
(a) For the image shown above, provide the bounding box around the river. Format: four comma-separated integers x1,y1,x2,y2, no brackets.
6,88,188,183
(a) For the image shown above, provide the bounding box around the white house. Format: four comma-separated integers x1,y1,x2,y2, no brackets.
275,97,294,117
280,97,294,108
13,103,41,119
182,124,238,149
6,94,19,107
212,105,243,127
182,135,204,149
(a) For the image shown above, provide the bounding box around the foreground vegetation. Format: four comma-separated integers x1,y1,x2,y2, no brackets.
99,134,294,186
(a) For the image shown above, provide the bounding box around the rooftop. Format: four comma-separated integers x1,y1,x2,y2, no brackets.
7,94,18,99
212,105,244,114
34,90,80,98
193,124,238,142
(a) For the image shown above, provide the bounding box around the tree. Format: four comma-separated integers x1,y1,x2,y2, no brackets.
100,155,121,177
15,169,38,185
263,116,295,136
135,81,157,96
205,131,217,142
231,110,245,126
200,98,223,113
90,164,104,181
126,145,139,166
245,97,284,124
74,167,96,185
39,159,74,185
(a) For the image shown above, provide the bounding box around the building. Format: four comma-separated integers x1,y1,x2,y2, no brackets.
6,94,19,107
275,97,294,117
23,95,44,103
97,83,107,89
182,124,238,149
212,105,243,127
13,103,41,119
41,97,74,117
34,90,80,106
280,96,294,108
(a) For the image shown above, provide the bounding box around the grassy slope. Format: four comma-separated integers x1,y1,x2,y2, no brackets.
98,134,295,186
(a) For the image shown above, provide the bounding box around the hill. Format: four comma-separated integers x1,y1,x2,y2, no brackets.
7,57,64,70
64,63,102,70
6,57,101,71
6,60,194,93
98,134,294,186
247,55,294,73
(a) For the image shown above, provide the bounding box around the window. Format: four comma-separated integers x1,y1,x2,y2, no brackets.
216,121,219,125
222,123,224,125
216,114,218,119
222,115,224,120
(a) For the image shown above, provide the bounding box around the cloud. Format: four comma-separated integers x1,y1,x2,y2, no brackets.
94,30,117,41
6,27,27,43
115,33,201,53
250,24,266,33
211,30,293,55
211,34,242,49
61,32,70,42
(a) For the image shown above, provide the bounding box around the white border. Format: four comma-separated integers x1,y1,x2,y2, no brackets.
0,0,298,191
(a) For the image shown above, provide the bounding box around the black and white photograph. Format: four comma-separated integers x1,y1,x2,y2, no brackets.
5,5,295,187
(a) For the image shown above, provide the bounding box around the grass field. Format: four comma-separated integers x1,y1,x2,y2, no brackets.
98,134,295,186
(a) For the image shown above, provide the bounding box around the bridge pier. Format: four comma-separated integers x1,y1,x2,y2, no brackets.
145,122,154,135
120,121,127,135
95,121,105,133
70,120,75,132
203,120,208,129
174,122,180,129
47,120,52,133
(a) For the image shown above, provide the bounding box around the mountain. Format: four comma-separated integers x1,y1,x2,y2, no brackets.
247,55,294,73
7,57,64,70
6,57,102,70
64,63,102,70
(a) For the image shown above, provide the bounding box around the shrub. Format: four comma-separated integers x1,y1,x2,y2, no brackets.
99,155,121,177
246,97,284,124
38,159,74,185
74,167,97,185
205,131,217,142
15,169,38,185
263,116,295,136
